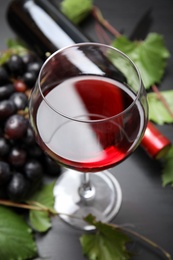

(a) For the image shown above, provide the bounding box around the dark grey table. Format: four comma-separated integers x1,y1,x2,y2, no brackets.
1,0,173,259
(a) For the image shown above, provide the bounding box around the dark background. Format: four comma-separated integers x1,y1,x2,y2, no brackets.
1,0,173,259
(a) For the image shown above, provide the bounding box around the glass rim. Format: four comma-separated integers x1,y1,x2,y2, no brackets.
38,42,143,123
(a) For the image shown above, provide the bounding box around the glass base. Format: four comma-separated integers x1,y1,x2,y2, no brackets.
54,169,122,231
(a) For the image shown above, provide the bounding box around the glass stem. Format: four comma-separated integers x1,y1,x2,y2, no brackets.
78,173,96,200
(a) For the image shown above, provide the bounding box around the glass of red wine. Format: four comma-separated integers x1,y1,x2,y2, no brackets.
29,43,148,230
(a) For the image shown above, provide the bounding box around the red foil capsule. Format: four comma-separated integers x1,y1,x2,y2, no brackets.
141,121,171,159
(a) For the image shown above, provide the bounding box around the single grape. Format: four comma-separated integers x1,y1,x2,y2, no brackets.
21,52,37,65
0,83,15,100
27,61,42,75
0,161,12,185
4,114,28,139
7,172,27,201
0,100,16,120
24,159,43,182
14,80,27,92
8,146,27,167
22,71,37,88
10,92,28,110
44,156,62,176
28,144,43,158
6,54,25,76
0,137,10,157
23,125,35,145
0,66,9,85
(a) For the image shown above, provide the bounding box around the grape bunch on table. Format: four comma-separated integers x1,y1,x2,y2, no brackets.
0,52,61,202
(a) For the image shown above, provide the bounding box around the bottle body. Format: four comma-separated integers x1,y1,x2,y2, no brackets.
6,0,89,59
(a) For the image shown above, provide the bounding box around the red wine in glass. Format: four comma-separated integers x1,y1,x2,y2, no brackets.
29,43,148,230
34,76,145,172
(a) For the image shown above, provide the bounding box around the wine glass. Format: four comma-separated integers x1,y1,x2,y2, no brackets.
29,43,148,230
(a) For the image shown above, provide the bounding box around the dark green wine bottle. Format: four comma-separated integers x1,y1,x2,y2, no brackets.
6,0,89,60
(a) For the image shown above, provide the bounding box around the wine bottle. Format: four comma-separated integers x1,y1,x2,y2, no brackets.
6,0,89,59
6,0,171,159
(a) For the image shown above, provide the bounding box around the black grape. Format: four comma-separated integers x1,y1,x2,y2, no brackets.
8,146,27,167
10,92,28,110
0,100,16,120
0,83,15,100
6,54,25,76
7,172,27,201
44,156,62,177
0,161,12,185
24,159,43,182
27,61,42,75
0,137,10,156
21,52,38,65
4,114,28,139
22,71,37,88
23,125,35,145
0,66,10,85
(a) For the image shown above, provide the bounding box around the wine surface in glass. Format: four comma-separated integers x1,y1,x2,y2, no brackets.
35,75,145,172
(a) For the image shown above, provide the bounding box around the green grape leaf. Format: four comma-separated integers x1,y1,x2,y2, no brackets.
28,182,56,232
7,38,27,50
162,146,173,187
80,214,131,260
0,206,37,260
60,0,93,24
147,90,173,124
111,33,170,89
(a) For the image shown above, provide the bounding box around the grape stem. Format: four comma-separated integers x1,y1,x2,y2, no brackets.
152,84,173,119
0,199,55,213
94,22,111,45
92,6,121,38
0,199,83,219
110,223,172,260
0,199,171,259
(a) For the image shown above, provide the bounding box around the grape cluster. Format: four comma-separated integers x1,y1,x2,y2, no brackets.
0,51,61,202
